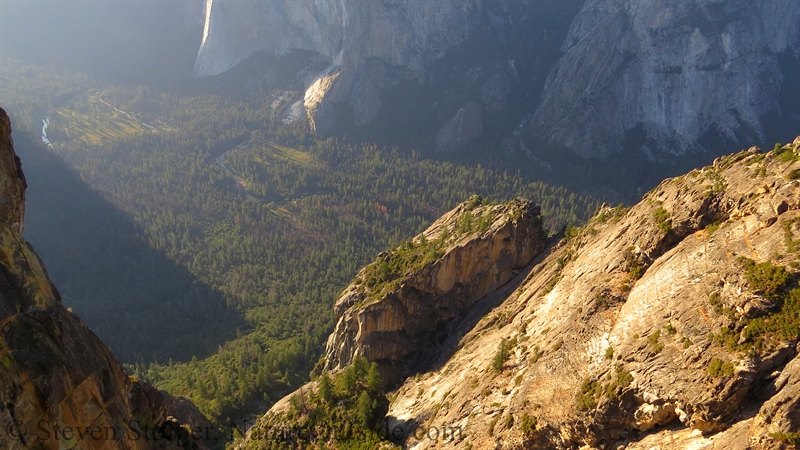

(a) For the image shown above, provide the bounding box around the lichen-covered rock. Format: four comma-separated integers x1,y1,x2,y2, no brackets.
0,107,210,450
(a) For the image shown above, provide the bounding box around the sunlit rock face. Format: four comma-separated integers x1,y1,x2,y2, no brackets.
193,0,481,132
531,0,800,158
240,140,800,450
323,198,547,384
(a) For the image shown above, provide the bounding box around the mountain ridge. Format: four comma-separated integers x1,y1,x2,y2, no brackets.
239,136,800,449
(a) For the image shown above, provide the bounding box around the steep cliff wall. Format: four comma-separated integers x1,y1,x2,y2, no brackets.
531,0,800,158
192,0,799,161
0,108,212,450
0,110,25,235
193,0,481,133
323,197,548,381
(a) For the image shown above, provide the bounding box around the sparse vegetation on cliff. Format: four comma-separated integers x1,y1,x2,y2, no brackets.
520,412,537,438
648,330,664,354
652,207,672,234
784,218,800,253
740,258,791,297
708,358,735,378
245,357,395,450
492,337,515,373
575,366,634,411
356,197,543,307
624,246,645,280
709,257,799,355
770,432,800,447
358,232,448,299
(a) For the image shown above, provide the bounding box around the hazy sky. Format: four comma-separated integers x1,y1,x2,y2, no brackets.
0,0,201,86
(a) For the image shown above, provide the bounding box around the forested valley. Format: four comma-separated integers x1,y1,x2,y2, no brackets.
1,61,600,423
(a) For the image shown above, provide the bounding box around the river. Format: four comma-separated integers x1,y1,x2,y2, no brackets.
41,117,53,148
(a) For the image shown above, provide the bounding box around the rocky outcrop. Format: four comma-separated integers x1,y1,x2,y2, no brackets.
383,136,800,448
0,108,211,450
531,0,800,158
324,197,548,380
0,109,25,234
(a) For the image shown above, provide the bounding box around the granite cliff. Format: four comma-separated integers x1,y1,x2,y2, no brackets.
239,137,800,449
0,108,212,450
382,137,800,449
190,0,799,160
531,0,800,158
192,0,481,135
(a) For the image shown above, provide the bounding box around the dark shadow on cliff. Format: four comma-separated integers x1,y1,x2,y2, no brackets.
15,132,242,364
330,1,583,157
396,238,560,385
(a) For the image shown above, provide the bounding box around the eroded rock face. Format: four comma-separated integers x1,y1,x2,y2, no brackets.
0,108,210,450
192,0,798,159
383,137,800,448
241,138,800,450
324,197,547,381
531,0,800,158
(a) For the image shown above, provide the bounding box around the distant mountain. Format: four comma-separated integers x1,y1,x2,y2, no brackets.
531,0,800,159
191,0,800,162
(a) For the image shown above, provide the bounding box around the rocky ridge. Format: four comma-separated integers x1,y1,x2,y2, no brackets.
384,137,800,448
242,137,800,449
0,108,212,450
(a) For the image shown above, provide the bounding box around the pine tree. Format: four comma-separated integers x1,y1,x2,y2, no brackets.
319,372,333,405
356,391,373,428
366,362,381,393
